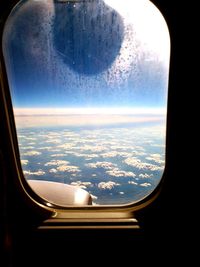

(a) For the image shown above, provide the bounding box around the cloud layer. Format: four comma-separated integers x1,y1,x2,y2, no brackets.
18,121,165,205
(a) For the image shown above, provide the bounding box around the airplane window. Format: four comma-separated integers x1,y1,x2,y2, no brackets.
2,0,170,206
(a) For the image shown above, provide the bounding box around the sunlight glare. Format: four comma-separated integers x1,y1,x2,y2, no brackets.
105,0,170,66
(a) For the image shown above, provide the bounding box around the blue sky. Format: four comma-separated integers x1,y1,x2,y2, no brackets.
3,0,170,110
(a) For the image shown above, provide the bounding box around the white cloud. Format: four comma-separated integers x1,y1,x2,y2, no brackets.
71,173,79,177
21,146,35,150
50,154,66,157
128,181,138,185
21,159,29,165
57,143,75,150
57,165,80,173
15,111,164,129
85,161,117,170
151,144,165,148
85,158,95,161
133,151,147,156
106,168,136,178
49,168,57,173
14,107,166,116
23,170,45,176
44,160,69,166
46,132,61,137
145,154,165,164
49,149,61,152
98,181,120,190
77,145,107,153
38,146,52,150
140,182,151,187
45,139,61,144
45,160,80,173
100,151,118,158
139,173,153,178
110,144,131,151
66,152,99,159
101,151,132,158
124,157,164,171
18,135,26,139
63,132,79,137
70,181,92,189
27,142,36,145
150,153,162,158
82,154,99,158
36,133,62,139
24,137,36,141
22,151,41,156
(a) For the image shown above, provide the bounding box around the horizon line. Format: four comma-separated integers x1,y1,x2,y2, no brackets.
14,107,166,116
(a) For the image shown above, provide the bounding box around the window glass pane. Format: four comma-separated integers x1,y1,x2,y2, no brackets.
3,0,170,205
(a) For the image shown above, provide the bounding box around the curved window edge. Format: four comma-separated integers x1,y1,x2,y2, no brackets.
0,0,170,229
